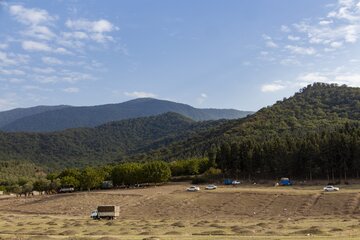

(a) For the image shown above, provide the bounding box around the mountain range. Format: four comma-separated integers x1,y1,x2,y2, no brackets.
0,83,359,172
0,98,252,132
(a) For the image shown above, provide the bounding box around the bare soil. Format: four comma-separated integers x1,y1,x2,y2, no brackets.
1,183,360,239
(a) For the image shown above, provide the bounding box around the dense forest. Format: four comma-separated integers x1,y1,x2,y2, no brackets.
214,122,360,182
0,83,360,181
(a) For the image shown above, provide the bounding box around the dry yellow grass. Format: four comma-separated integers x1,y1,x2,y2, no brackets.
1,183,360,239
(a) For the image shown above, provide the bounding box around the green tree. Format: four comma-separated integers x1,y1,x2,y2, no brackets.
142,161,171,185
80,167,104,191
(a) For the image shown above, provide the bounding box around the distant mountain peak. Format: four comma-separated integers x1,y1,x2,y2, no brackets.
0,98,252,132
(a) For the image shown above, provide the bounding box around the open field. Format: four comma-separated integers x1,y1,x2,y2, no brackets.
1,183,360,239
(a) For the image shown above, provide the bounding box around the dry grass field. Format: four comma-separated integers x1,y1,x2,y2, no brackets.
1,183,360,239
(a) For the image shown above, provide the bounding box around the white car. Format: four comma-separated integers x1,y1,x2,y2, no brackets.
205,184,217,190
187,186,200,192
323,185,340,192
232,180,241,185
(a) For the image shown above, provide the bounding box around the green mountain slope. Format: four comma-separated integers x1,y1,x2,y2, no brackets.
0,105,69,128
0,83,359,173
138,83,360,160
0,98,252,132
0,112,226,169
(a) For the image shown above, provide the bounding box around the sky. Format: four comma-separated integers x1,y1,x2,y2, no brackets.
0,0,360,111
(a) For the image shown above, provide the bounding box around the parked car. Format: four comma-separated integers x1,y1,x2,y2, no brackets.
205,184,217,190
323,185,339,192
58,186,75,193
232,180,241,185
279,177,292,186
187,186,200,192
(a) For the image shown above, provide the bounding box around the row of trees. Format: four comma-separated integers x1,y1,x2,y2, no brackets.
0,158,213,195
213,122,360,182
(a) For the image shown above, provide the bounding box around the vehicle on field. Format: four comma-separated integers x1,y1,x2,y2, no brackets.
279,178,292,186
224,179,233,185
91,205,120,220
323,185,339,192
205,184,217,190
101,181,113,189
187,186,200,192
232,180,241,185
58,185,75,193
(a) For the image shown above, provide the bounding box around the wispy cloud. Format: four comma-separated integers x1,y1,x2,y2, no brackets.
0,51,29,66
0,43,8,49
9,5,56,26
63,87,79,93
65,19,118,43
261,83,285,93
42,56,63,65
22,40,71,54
197,93,208,105
262,34,278,48
260,0,360,92
285,45,316,55
124,91,157,98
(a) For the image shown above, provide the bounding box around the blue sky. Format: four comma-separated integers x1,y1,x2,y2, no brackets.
0,0,360,111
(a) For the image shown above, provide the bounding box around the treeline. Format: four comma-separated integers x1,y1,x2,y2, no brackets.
214,122,360,182
0,158,215,195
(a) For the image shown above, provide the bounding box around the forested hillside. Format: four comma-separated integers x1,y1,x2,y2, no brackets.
0,112,226,170
0,83,359,181
0,105,68,128
1,98,251,132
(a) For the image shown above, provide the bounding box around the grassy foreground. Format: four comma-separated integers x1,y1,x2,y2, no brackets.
1,184,360,239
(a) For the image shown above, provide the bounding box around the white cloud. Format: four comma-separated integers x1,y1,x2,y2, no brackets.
65,19,117,43
0,69,25,75
124,91,157,98
197,93,208,105
32,67,55,74
281,25,291,32
298,72,329,83
335,74,360,85
63,87,79,93
9,5,56,26
22,41,52,52
0,97,17,111
330,41,343,48
42,56,63,65
24,25,56,40
319,20,333,25
262,34,278,48
296,71,360,87
291,1,360,48
266,40,278,48
23,85,52,92
0,51,17,65
0,43,8,49
0,51,29,66
280,58,301,66
22,41,71,54
288,35,300,41
66,19,115,33
285,45,316,55
261,83,285,92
